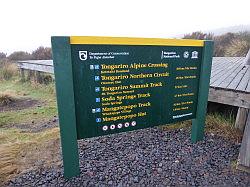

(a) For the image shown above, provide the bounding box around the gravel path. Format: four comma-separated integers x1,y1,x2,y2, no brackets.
7,127,250,186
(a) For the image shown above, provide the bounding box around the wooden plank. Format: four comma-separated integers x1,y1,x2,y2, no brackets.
211,61,229,75
212,57,238,69
211,57,224,68
212,57,233,69
236,66,250,92
210,58,234,78
210,58,244,87
211,58,244,81
18,63,54,74
210,58,239,82
228,65,249,90
208,87,250,108
211,57,243,79
18,60,53,66
218,63,247,89
235,108,249,132
238,111,250,167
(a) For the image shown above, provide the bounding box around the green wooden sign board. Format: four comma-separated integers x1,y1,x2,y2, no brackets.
51,36,213,178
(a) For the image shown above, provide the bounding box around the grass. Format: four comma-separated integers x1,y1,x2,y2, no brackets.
0,79,55,100
0,78,59,185
0,80,57,127
205,113,242,143
0,91,17,106
0,128,60,184
0,127,59,144
0,63,18,80
162,111,242,143
0,105,57,127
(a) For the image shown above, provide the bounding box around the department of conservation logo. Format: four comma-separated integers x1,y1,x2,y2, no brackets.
79,51,88,61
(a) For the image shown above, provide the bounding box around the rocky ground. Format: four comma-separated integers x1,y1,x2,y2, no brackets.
6,127,250,186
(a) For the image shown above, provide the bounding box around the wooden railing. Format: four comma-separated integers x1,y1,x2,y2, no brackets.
16,60,54,83
17,60,53,73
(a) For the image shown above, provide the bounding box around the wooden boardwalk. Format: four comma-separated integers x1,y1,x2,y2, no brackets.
210,57,250,93
209,57,250,109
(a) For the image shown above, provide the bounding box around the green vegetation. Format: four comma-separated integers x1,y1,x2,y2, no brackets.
0,80,55,100
2,46,51,61
183,31,250,57
0,62,18,80
0,80,56,127
162,111,241,143
0,78,59,185
0,91,16,106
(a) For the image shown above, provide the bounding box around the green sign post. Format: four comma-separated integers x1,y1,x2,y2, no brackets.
51,36,213,178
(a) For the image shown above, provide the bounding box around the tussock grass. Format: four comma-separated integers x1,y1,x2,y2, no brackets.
0,144,20,184
205,113,242,143
0,91,17,106
162,112,242,143
0,63,18,80
0,94,15,106
0,128,60,185
161,120,191,131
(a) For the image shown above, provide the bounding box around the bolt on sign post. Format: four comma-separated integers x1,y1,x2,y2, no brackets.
51,36,213,178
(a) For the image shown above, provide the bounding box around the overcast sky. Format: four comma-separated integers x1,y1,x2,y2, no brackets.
1,0,250,54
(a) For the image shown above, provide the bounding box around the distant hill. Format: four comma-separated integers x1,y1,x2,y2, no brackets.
205,24,250,36
174,25,250,38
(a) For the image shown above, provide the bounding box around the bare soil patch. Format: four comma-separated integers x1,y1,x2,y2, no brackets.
0,98,40,112
10,118,59,133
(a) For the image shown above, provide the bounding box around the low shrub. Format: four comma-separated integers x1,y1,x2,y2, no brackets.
0,62,18,80
0,92,16,106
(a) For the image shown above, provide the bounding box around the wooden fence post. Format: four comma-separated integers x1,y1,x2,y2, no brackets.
36,71,42,83
235,107,249,132
27,70,34,81
20,69,25,81
238,111,250,172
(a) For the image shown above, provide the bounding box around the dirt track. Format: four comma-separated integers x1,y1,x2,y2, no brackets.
0,98,39,112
